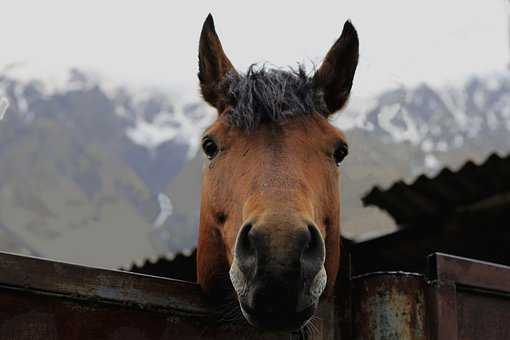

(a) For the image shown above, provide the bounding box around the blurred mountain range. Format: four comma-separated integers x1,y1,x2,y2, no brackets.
0,64,509,267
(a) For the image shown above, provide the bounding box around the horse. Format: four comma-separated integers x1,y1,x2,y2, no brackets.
196,14,358,332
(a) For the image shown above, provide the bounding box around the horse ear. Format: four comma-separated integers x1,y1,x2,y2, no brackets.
198,14,237,110
314,21,359,115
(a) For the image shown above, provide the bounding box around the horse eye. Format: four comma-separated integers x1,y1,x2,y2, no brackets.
333,142,348,166
202,138,219,159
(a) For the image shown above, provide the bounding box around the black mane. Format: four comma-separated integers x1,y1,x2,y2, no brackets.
220,65,328,130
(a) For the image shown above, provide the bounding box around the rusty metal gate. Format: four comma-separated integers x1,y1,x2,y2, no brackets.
0,251,508,339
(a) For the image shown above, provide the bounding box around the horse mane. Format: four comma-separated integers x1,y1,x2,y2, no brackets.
220,65,329,130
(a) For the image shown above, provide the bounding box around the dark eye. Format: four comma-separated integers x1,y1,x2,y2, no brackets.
333,142,348,166
202,137,219,159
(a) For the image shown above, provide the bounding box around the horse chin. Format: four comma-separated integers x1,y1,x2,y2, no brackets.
239,302,317,332
230,262,326,332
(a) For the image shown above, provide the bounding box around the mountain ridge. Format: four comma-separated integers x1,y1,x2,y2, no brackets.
0,65,508,266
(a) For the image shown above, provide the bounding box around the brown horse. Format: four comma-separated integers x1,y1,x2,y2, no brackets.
196,14,358,331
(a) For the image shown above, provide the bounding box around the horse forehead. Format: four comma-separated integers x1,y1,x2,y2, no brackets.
240,118,322,145
237,127,305,161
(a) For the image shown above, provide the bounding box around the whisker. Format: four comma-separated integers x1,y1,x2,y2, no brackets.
309,322,319,338
300,327,307,340
311,316,322,335
304,325,311,340
302,315,322,339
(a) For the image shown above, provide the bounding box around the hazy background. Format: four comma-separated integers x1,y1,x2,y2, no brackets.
1,1,506,97
0,0,509,268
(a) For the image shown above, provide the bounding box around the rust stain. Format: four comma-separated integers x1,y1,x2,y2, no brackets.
352,272,427,340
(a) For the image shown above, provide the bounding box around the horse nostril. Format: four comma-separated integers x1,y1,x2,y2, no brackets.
305,225,324,255
235,223,257,276
236,223,253,255
301,224,325,276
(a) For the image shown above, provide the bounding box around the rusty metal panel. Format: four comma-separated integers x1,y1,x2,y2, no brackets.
426,253,510,340
0,251,208,316
0,288,206,340
456,290,510,340
351,272,428,340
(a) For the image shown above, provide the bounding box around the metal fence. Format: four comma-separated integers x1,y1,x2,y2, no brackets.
0,251,509,339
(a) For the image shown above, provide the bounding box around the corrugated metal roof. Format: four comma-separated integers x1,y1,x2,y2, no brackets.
122,249,197,282
362,153,510,225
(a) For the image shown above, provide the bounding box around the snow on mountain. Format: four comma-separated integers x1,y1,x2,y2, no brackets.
153,193,173,229
4,63,510,157
0,63,215,160
341,72,510,172
126,103,214,159
0,97,8,120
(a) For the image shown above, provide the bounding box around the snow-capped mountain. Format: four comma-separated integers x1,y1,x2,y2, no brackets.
0,65,509,266
341,74,510,164
333,77,510,184
0,65,212,266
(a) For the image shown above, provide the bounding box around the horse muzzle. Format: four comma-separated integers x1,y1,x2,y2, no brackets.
229,221,327,331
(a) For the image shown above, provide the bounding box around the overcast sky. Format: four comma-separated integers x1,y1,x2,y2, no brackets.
0,0,507,101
